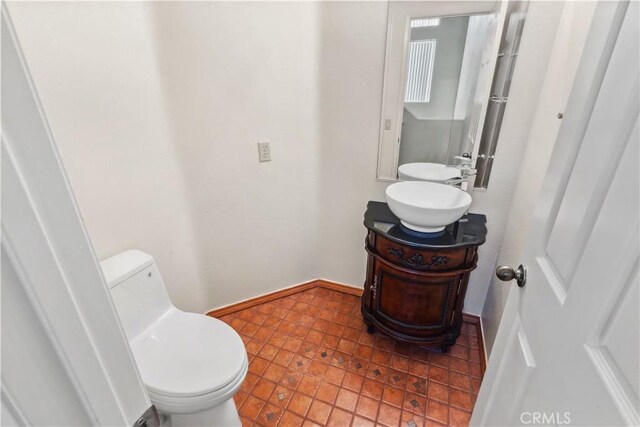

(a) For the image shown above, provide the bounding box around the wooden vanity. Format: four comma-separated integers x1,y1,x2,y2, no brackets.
361,201,487,352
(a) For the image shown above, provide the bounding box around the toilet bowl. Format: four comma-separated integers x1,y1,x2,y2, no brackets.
101,250,247,427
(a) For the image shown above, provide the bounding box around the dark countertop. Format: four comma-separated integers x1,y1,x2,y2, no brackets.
364,201,487,249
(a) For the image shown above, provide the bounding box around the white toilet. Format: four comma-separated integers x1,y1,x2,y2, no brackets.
100,250,248,427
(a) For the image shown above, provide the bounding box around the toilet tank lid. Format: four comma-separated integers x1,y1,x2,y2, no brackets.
100,250,155,289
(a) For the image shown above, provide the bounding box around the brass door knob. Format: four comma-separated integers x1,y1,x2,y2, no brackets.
496,264,527,287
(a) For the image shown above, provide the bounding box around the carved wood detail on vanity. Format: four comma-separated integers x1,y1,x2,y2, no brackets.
361,201,487,352
386,247,450,269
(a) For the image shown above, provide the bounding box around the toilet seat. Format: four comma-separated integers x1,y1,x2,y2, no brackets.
147,362,247,414
130,309,248,413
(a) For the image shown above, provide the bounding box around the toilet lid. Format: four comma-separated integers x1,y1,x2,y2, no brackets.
130,310,247,398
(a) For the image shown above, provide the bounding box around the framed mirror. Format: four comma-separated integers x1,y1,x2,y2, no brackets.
377,1,525,190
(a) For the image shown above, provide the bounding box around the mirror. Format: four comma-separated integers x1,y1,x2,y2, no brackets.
399,15,492,169
377,1,526,189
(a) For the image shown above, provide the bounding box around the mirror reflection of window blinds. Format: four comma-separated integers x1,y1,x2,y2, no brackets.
411,18,440,28
405,40,436,103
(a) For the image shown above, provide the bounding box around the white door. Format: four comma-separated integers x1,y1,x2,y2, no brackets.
471,1,639,426
1,6,155,426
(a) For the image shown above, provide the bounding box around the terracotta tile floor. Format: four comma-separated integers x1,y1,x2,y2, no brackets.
217,287,483,427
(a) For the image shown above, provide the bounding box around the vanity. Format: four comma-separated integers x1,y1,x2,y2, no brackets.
361,201,487,352
363,0,523,351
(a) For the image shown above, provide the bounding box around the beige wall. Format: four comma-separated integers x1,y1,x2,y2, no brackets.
8,1,585,323
8,1,321,313
313,1,390,287
146,2,323,312
6,2,206,311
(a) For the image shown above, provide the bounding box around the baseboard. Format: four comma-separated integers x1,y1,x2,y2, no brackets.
478,315,489,373
316,278,363,296
462,313,487,375
205,280,318,318
205,279,362,318
206,279,487,374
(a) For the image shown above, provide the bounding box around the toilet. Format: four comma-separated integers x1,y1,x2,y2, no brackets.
100,250,248,427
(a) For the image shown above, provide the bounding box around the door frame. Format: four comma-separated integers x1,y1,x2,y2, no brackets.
2,5,152,425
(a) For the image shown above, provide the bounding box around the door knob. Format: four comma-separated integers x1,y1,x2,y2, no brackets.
496,264,527,287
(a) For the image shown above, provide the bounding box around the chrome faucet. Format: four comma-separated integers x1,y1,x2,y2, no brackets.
444,177,465,186
447,153,477,186
453,153,473,167
445,173,476,186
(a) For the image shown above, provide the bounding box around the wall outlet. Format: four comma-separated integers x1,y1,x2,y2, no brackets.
258,141,271,162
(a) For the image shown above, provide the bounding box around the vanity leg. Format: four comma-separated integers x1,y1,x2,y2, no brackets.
366,325,375,335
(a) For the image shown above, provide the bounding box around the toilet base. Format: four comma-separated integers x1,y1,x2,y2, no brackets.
159,399,241,427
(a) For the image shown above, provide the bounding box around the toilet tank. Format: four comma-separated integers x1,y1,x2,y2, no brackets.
101,250,174,342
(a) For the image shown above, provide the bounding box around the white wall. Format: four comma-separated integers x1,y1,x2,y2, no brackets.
454,15,492,122
6,1,205,312
398,115,458,165
481,0,598,352
450,15,493,160
146,1,322,311
8,1,321,313
8,1,590,324
314,1,390,284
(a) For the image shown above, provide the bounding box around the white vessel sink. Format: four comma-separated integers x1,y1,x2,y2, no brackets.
398,162,461,182
385,181,472,233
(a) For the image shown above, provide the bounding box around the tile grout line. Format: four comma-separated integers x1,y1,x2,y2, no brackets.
218,286,482,426
207,277,488,374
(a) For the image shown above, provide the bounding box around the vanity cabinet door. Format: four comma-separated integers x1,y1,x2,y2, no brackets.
362,249,376,311
372,260,461,337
